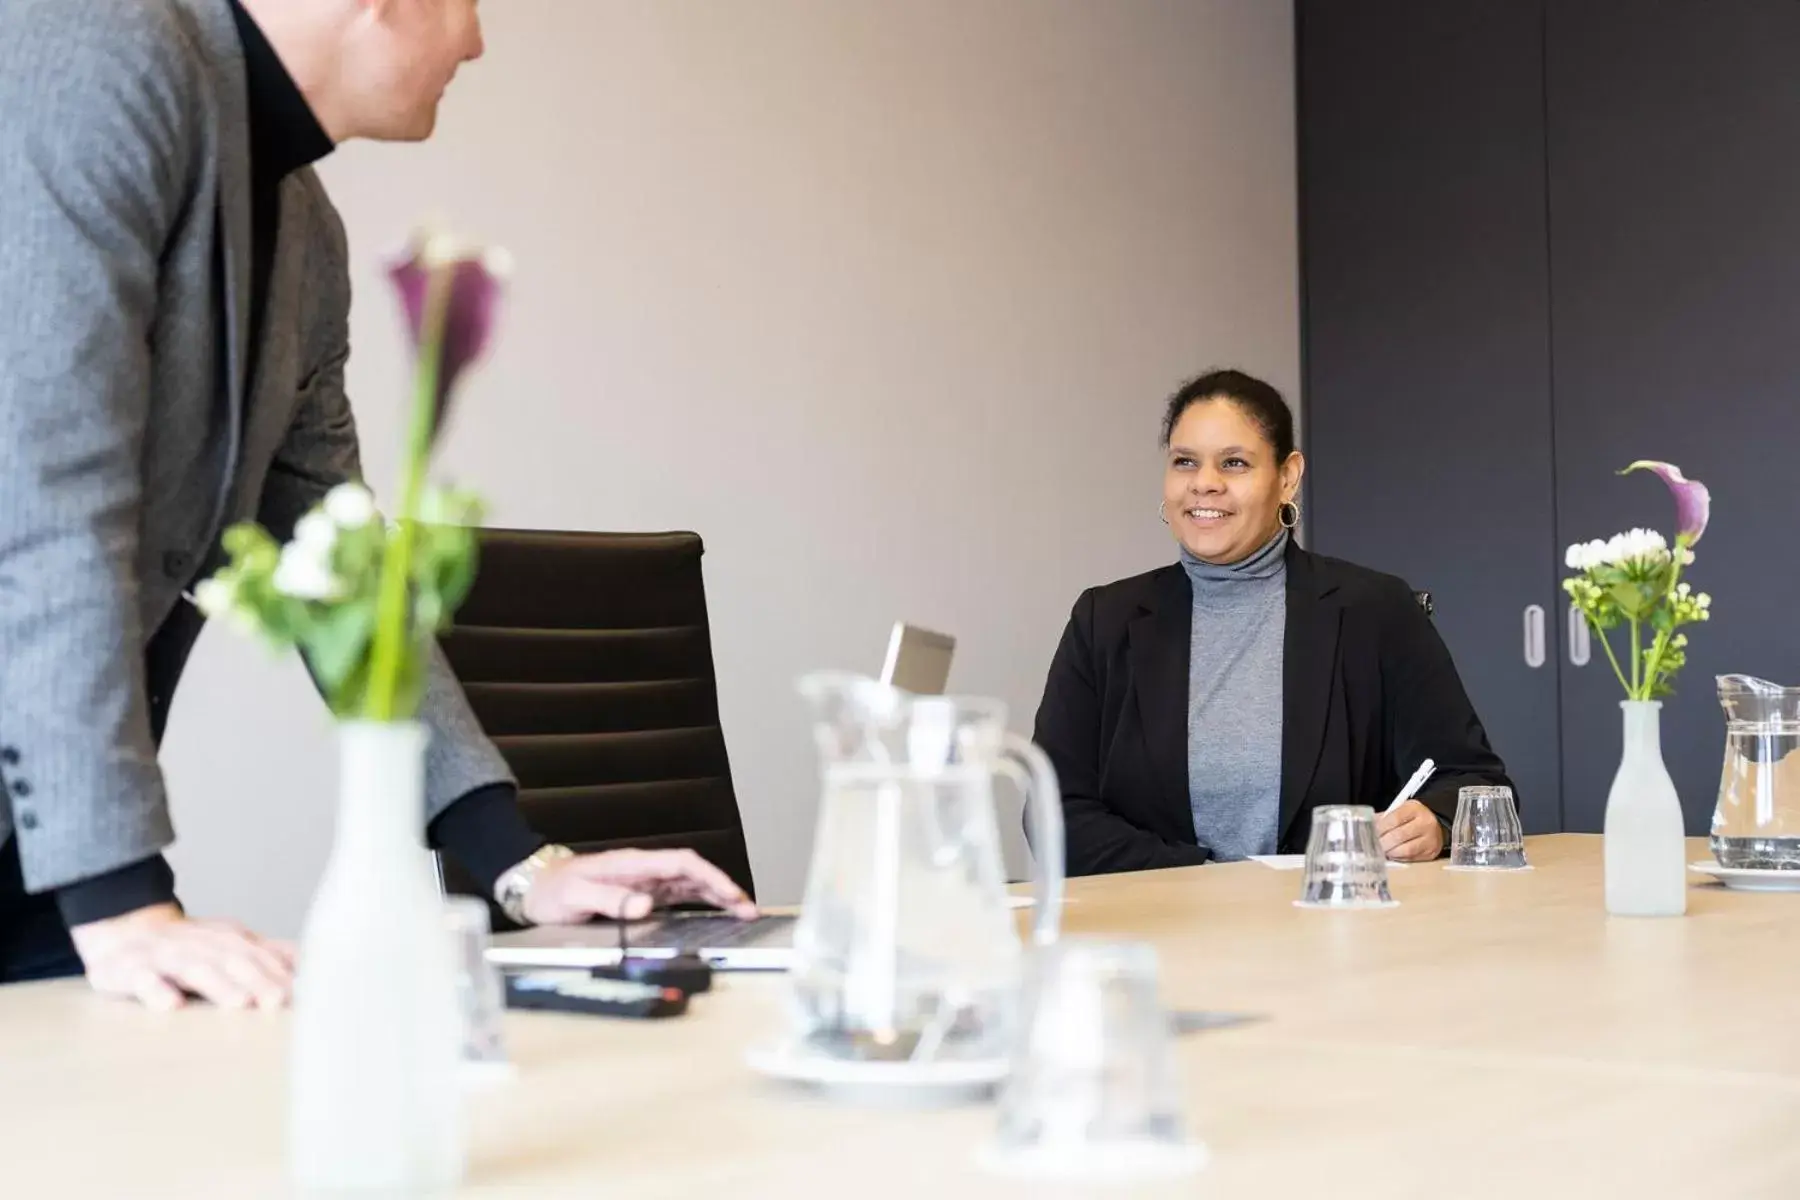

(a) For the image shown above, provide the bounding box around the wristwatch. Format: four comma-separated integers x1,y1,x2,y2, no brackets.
494,843,574,926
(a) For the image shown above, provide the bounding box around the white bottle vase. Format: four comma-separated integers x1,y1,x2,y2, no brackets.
1603,700,1689,917
289,721,464,1194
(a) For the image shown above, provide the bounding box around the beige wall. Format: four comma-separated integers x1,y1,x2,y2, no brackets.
161,0,1299,934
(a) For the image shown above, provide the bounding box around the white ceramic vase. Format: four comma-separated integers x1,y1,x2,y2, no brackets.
288,721,464,1194
1602,700,1688,917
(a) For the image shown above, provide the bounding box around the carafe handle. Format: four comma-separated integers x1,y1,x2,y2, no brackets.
998,733,1064,947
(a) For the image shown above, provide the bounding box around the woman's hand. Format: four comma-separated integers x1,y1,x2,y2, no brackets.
1376,800,1444,862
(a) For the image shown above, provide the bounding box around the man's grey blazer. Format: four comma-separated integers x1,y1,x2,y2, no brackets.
0,0,515,894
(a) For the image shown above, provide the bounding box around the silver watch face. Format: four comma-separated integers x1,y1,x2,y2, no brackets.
496,869,530,913
497,846,570,921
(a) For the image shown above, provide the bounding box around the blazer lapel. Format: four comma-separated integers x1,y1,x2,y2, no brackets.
236,191,306,484
214,51,252,487
178,0,253,531
1279,545,1342,845
1127,566,1196,835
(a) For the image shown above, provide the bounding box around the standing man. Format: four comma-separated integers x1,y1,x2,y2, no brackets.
0,0,755,1007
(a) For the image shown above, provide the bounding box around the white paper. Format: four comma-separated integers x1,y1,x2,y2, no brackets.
1249,854,1409,870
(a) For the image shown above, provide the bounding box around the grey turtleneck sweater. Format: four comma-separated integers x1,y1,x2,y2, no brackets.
1180,529,1288,861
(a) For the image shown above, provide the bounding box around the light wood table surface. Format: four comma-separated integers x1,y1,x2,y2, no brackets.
3,835,1797,1198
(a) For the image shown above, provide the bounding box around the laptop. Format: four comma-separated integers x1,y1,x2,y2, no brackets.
485,621,957,973
487,911,798,972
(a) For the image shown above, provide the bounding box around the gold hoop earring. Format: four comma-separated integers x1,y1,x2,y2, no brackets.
1159,501,1170,526
1278,500,1300,530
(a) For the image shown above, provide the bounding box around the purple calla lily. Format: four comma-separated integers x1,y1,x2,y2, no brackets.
1622,460,1710,544
364,226,508,721
387,230,508,447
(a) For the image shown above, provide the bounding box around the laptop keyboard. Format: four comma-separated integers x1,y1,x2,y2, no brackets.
650,914,794,951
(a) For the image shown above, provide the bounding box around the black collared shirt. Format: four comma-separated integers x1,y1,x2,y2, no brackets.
53,8,541,929
227,0,335,370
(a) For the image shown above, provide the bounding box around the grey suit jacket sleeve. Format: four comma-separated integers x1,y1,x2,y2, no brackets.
268,181,517,819
0,9,200,892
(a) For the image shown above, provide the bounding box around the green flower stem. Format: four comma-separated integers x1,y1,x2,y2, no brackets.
1638,539,1689,698
1629,617,1641,699
1593,620,1632,695
366,267,450,721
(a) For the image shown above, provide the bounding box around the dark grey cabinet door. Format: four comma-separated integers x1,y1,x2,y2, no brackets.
1547,0,1800,832
1298,0,1563,830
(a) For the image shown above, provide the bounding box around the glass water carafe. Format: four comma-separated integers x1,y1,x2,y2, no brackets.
787,673,1065,1070
1713,674,1800,869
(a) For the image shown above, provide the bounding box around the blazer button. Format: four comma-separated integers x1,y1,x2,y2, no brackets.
162,549,193,579
16,811,37,831
11,779,30,798
0,746,17,767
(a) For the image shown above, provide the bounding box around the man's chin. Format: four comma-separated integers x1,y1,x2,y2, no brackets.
370,107,440,144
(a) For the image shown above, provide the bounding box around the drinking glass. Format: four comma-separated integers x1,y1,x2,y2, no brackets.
1296,805,1397,908
978,940,1206,1181
1448,786,1529,870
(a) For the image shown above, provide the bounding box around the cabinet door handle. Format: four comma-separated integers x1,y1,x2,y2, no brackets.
1523,604,1546,668
1568,602,1591,667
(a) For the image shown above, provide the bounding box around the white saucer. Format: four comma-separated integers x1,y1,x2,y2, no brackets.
1688,860,1800,892
746,1040,1008,1105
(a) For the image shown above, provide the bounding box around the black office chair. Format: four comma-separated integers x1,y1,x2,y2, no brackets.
436,530,755,925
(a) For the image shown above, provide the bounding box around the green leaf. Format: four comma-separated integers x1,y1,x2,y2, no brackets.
1608,581,1653,620
330,656,373,719
303,601,378,696
389,641,430,721
438,533,478,617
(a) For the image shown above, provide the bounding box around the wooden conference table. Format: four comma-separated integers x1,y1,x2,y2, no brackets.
2,835,1797,1198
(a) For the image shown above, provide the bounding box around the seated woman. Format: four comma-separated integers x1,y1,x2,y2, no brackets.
1034,368,1513,877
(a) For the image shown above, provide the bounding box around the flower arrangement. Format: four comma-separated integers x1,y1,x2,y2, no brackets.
1563,461,1712,701
194,226,507,720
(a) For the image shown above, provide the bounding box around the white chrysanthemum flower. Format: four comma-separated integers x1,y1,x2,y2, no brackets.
1567,539,1608,570
324,482,376,529
1628,527,1668,559
295,510,338,551
273,543,342,601
1587,528,1670,567
193,577,235,617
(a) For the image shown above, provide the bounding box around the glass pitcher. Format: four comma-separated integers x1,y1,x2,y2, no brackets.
785,672,1065,1071
1713,674,1800,869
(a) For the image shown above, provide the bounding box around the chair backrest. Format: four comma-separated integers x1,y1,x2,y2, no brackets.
437,530,755,916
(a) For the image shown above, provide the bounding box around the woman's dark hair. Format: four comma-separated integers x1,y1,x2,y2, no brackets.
1159,368,1296,460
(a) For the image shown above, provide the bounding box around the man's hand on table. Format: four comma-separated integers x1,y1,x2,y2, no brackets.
68,902,295,1011
65,849,753,1010
522,848,758,925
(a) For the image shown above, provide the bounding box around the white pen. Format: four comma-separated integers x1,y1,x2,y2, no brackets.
1385,758,1435,813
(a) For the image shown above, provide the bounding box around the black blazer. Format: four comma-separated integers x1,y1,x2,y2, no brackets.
1033,540,1513,877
